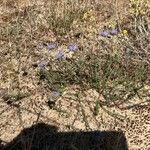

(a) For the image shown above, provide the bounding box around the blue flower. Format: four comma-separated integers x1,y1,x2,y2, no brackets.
38,60,48,68
47,43,56,50
99,31,109,37
110,29,118,35
68,44,78,52
56,51,65,59
51,91,60,98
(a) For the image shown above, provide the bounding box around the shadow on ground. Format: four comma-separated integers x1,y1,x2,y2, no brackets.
1,123,128,150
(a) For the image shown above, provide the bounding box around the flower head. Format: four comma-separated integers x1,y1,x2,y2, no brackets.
47,43,56,50
38,60,48,68
56,51,65,59
99,31,109,37
123,30,128,35
110,28,118,35
68,44,78,52
51,91,60,98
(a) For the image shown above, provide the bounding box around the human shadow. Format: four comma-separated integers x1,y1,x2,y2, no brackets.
1,123,128,150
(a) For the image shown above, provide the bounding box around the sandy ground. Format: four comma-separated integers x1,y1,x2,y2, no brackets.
0,84,150,149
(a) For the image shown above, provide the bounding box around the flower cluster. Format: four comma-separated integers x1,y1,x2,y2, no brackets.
99,28,118,37
37,42,78,66
83,9,96,22
55,44,78,59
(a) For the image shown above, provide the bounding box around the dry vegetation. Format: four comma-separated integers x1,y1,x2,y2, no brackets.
0,0,150,149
